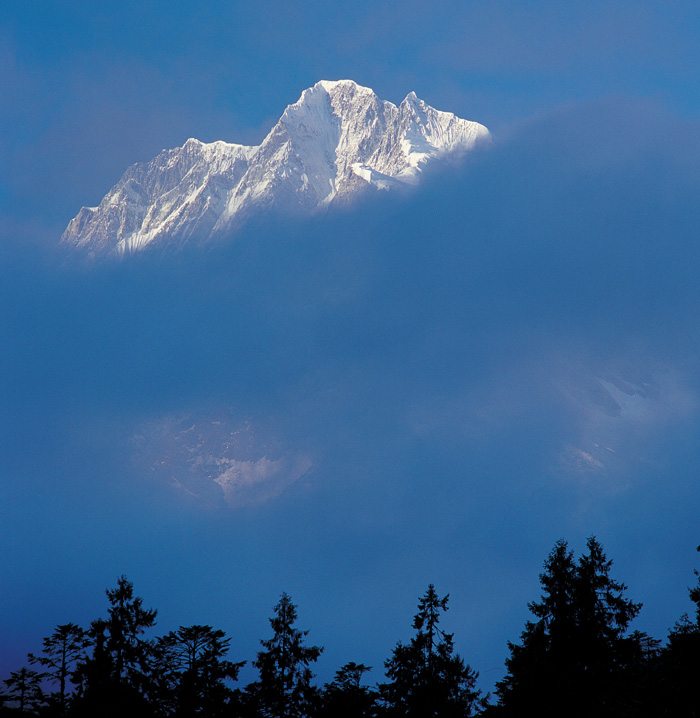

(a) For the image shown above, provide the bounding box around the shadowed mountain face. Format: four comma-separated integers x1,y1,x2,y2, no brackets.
61,80,490,258
131,411,312,509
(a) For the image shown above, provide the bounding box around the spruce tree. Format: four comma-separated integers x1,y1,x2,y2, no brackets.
72,576,158,717
575,536,643,712
248,593,323,718
496,539,577,714
381,584,484,717
659,546,700,717
318,662,378,718
496,537,641,717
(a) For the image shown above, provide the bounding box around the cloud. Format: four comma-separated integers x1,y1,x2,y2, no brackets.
4,94,700,688
6,94,700,512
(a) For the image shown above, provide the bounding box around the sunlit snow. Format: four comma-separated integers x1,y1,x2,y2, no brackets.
62,80,491,257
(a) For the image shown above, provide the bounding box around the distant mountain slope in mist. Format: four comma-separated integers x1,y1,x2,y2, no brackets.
61,80,491,257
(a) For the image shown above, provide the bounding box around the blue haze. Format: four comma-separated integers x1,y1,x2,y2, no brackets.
2,0,700,695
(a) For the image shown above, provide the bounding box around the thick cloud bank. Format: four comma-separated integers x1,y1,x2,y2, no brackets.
3,97,700,688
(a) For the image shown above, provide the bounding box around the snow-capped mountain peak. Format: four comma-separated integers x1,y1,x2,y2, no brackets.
62,80,491,257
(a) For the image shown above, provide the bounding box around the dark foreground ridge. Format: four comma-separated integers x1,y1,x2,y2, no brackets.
3,537,700,717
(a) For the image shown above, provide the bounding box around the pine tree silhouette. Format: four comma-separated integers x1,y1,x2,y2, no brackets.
496,538,641,717
247,593,323,718
72,576,157,717
381,584,484,717
28,623,90,715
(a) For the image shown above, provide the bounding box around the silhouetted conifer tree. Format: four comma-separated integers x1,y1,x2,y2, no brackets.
2,667,44,714
27,623,90,715
381,584,485,717
575,537,644,713
496,537,641,717
72,576,157,718
247,593,323,718
318,662,378,718
495,538,576,715
615,630,663,718
656,545,700,717
153,624,245,717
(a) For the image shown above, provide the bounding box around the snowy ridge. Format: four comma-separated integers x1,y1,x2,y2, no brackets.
62,80,491,256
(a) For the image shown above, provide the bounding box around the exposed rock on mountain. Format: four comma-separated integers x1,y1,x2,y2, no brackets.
62,80,491,257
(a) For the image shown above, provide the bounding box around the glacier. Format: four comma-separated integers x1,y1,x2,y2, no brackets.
62,80,491,257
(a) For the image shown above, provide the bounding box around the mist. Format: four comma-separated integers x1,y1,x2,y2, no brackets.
3,96,700,690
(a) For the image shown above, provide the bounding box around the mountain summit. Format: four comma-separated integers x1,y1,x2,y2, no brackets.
62,80,491,256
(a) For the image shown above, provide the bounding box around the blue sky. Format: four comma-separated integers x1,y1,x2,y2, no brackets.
3,0,700,694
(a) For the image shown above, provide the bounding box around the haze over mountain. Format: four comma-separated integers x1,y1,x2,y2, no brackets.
61,80,490,257
4,4,700,694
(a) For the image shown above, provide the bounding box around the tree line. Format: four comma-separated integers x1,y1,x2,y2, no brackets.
2,536,700,716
